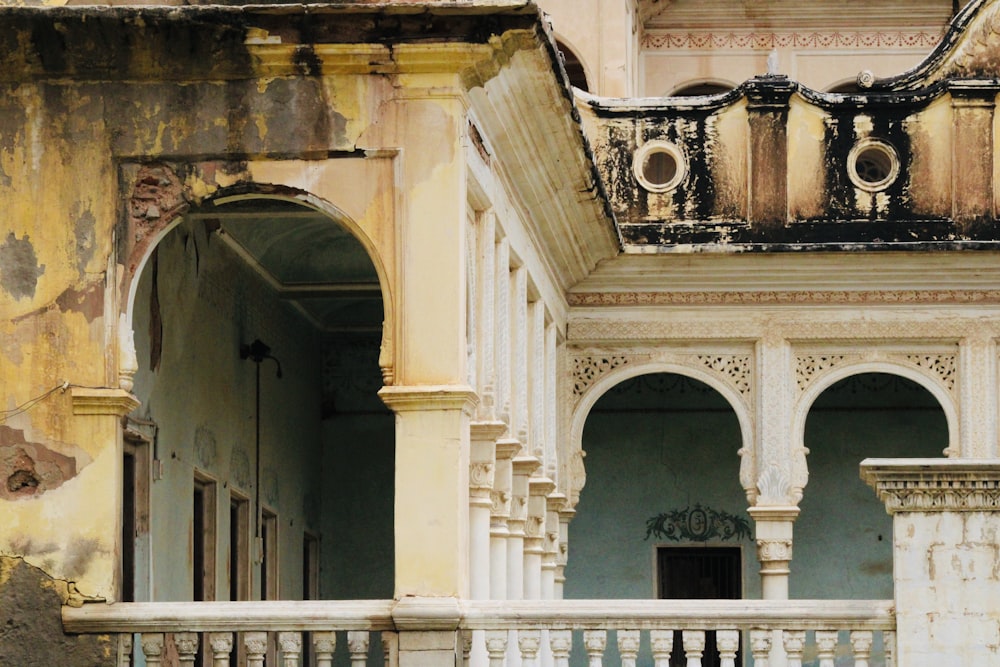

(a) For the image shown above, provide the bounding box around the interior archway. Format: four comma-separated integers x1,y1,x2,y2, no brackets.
566,372,756,599
793,372,947,600
126,195,394,605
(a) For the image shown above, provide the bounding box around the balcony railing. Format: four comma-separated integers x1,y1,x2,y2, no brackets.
62,598,895,667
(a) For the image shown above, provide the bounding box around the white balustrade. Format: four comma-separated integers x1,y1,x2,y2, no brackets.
64,598,897,667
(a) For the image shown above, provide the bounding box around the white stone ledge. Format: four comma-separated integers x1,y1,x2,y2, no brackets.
861,458,1000,512
62,598,894,635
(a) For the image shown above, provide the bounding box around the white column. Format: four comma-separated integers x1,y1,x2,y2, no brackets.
555,505,574,599
507,456,539,667
491,439,519,600
476,209,497,421
544,323,559,480
470,422,505,599
529,301,546,460
542,493,564,600
524,475,553,600
495,238,511,424
512,268,529,444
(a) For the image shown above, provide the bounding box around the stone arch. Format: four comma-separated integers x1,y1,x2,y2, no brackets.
667,78,738,97
569,359,756,506
553,34,593,93
119,178,394,391
792,359,959,478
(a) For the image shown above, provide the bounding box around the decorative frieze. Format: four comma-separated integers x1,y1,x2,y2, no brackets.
695,354,752,397
861,458,1000,513
644,504,752,543
905,353,956,391
568,289,1000,308
796,354,847,392
572,354,630,396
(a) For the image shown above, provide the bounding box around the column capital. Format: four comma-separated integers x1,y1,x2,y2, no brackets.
379,385,478,413
861,458,1000,513
470,420,508,443
495,437,522,460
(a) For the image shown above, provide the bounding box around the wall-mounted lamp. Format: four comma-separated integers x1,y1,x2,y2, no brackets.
240,339,283,379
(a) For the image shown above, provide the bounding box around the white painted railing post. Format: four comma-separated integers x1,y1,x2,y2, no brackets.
749,630,771,667
279,631,303,667
583,630,607,667
649,630,673,667
681,630,704,667
486,630,509,667
348,630,371,667
141,633,164,667
884,631,896,667
462,630,474,667
314,632,337,667
617,630,639,667
519,629,542,667
716,630,739,667
117,633,133,667
815,630,838,667
208,632,234,667
245,631,268,667
549,630,571,667
782,630,806,667
175,632,199,665
850,630,872,667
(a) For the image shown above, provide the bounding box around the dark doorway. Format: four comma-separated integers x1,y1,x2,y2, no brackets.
658,546,742,667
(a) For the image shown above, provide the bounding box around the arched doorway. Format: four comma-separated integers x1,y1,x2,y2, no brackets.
566,372,754,600
794,372,947,600
125,194,394,605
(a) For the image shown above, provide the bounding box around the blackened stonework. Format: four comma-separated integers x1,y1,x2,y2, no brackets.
0,557,114,667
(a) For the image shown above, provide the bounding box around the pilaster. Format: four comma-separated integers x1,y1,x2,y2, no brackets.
862,458,1000,665
490,438,520,600
470,421,506,600
959,332,996,457
745,76,796,228
380,386,478,597
949,80,998,231
524,475,555,601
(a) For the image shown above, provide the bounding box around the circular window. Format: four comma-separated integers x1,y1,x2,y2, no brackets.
633,141,687,193
848,139,899,192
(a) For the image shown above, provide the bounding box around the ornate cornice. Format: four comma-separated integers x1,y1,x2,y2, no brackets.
569,289,1000,307
861,458,1000,513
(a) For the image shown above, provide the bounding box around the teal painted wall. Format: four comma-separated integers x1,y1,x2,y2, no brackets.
565,372,945,603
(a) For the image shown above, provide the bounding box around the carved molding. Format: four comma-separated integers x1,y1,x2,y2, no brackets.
695,354,752,397
905,353,957,391
862,459,1000,513
573,354,630,396
643,29,944,51
644,504,752,542
756,539,794,562
796,354,847,392
568,289,999,307
470,462,495,491
794,349,958,396
928,3,1000,84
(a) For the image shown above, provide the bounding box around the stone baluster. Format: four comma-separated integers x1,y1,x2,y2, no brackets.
749,631,771,667
850,631,872,667
348,631,370,667
617,630,640,667
175,632,200,665
583,630,607,667
884,631,896,667
815,630,838,667
279,632,303,667
121,634,134,667
118,634,133,667
209,633,234,667
681,631,704,667
382,632,398,667
245,631,268,667
462,630,473,667
549,630,572,667
486,630,509,667
314,632,336,667
519,630,542,667
782,630,806,667
141,633,165,667
716,630,739,667
649,630,673,667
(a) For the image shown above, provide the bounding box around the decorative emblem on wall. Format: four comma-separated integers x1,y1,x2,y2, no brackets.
645,504,752,542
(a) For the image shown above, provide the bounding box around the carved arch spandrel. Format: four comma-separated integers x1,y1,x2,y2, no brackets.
790,354,960,500
117,158,397,391
564,349,758,508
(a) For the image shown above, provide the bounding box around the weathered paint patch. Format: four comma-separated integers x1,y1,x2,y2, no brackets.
54,281,104,323
73,208,96,278
0,557,113,667
0,232,45,300
0,425,77,500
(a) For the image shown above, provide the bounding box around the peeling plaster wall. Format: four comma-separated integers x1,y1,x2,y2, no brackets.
131,215,323,601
